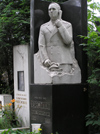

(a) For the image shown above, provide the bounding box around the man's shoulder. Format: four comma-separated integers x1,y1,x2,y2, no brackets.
40,22,49,28
61,20,71,27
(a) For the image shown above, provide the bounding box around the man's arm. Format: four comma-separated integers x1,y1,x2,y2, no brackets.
55,20,73,45
38,26,51,67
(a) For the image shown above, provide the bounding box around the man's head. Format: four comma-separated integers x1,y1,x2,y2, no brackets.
49,2,61,10
48,2,61,20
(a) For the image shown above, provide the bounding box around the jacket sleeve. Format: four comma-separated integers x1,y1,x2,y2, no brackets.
38,26,49,64
58,23,73,45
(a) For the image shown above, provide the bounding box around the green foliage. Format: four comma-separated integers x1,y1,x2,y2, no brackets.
86,113,100,126
0,0,30,94
80,1,100,133
0,99,22,129
1,128,42,134
80,1,100,86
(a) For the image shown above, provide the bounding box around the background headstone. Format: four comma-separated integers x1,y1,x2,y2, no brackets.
0,94,12,106
13,44,30,127
0,94,12,117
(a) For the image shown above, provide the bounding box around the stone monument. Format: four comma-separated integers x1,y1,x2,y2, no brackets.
34,2,81,84
30,0,88,134
13,44,30,127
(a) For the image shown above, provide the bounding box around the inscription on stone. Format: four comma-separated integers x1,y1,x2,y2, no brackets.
15,93,27,107
30,96,51,123
31,110,50,117
31,100,50,110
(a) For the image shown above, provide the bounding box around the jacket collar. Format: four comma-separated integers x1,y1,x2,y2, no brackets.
46,21,58,38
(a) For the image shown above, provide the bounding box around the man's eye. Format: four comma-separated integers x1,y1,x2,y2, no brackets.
52,8,55,10
49,8,56,11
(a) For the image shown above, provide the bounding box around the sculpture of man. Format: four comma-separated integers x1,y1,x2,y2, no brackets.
34,2,81,83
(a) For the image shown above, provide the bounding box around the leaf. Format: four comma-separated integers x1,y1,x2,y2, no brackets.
96,26,100,32
87,0,92,2
86,120,94,126
88,12,92,20
93,120,100,126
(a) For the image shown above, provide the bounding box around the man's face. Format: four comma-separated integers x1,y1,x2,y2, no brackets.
48,4,59,20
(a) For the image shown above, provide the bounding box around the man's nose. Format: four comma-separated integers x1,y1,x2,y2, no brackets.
50,9,53,12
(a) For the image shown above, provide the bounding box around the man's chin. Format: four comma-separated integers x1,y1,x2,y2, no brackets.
51,16,57,20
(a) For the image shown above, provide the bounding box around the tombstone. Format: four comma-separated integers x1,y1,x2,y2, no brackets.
0,94,12,106
30,0,88,134
13,44,30,127
0,94,12,117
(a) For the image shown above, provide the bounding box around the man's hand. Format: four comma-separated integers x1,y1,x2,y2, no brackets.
55,19,62,28
55,9,62,28
43,59,51,67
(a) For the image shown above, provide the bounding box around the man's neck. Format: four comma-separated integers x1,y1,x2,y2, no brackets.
51,18,57,24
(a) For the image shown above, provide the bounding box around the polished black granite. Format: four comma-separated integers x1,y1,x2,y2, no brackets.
30,84,88,134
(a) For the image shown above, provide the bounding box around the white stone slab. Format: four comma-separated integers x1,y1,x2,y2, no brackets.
13,44,30,127
0,94,12,117
0,94,12,106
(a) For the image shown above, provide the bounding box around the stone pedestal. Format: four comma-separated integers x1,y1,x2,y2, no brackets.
13,44,30,127
30,84,88,134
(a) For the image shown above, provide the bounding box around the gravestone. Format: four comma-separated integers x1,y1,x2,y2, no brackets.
0,94,12,117
0,94,12,106
30,0,88,134
13,44,30,127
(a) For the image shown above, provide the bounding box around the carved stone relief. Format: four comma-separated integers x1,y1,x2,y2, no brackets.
34,2,81,84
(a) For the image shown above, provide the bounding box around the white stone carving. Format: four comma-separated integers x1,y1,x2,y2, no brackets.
34,2,81,84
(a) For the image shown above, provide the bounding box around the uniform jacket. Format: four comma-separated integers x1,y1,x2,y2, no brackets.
38,20,76,64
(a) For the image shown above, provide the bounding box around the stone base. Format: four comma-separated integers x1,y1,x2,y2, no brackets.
30,84,88,134
34,53,81,84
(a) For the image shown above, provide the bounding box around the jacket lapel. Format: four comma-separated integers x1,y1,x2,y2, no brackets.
46,21,58,39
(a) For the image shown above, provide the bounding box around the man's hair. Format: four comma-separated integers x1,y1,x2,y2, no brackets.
49,2,61,10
